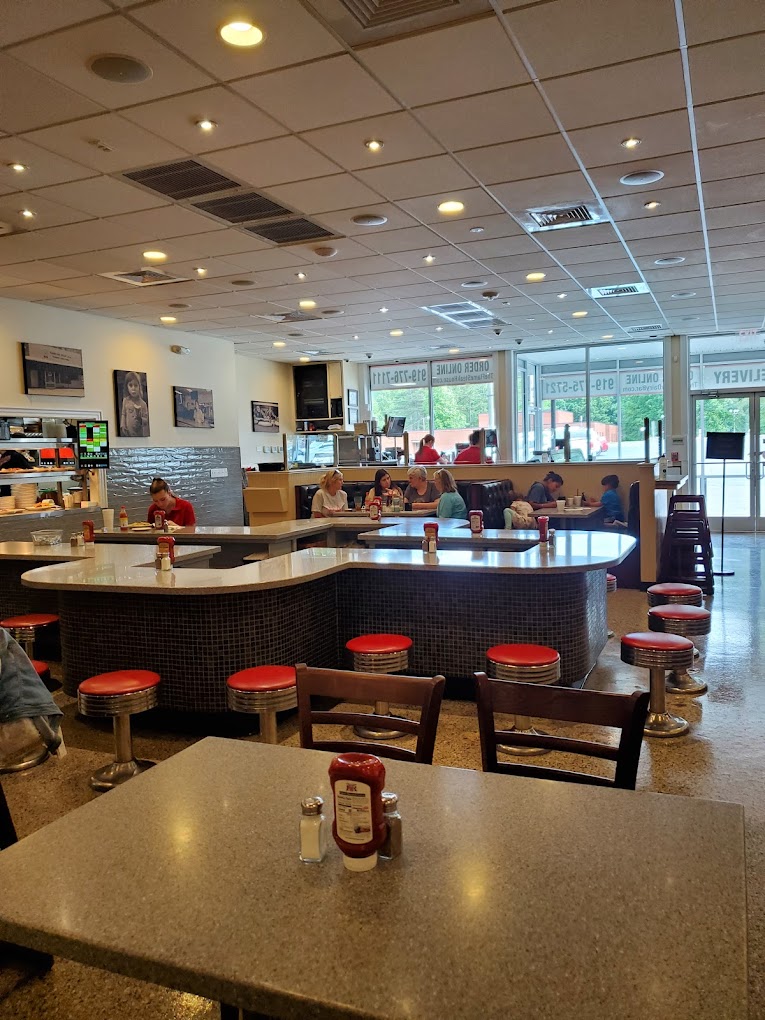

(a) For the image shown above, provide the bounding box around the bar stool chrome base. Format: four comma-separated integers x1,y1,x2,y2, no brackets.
0,746,49,775
488,651,560,756
665,669,707,695
90,758,155,792
349,646,410,740
648,605,711,696
621,636,693,738
643,709,689,737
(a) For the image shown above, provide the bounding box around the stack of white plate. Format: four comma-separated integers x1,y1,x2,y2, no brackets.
0,495,15,510
12,483,38,509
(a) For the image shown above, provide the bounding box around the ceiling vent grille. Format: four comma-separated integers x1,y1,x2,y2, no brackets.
339,0,458,28
517,202,606,233
588,283,650,299
256,310,322,323
423,300,510,330
246,218,335,244
123,160,238,200
193,192,291,224
99,269,191,287
626,324,666,334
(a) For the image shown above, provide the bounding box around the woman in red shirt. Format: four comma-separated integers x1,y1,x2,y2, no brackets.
454,430,493,465
146,477,196,526
414,435,445,465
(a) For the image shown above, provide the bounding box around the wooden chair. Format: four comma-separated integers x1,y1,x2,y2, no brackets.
474,673,649,790
295,663,445,764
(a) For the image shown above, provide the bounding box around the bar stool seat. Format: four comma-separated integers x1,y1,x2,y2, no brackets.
606,573,618,594
647,582,703,607
346,634,412,740
648,605,711,695
227,666,297,745
487,644,560,755
0,614,58,660
78,670,160,792
621,633,694,738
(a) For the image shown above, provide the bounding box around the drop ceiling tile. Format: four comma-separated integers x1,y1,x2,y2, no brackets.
569,111,692,172
0,192,93,230
359,17,529,107
291,239,375,263
23,114,187,174
0,281,77,300
300,111,443,171
361,225,454,255
542,223,622,251
690,35,765,106
398,188,505,224
133,0,340,81
311,203,419,238
683,0,765,45
506,0,678,77
590,152,696,198
104,206,225,245
203,137,340,189
388,247,470,270
0,0,109,45
709,224,765,247
0,54,103,134
0,260,87,284
619,212,702,240
700,139,765,183
416,85,557,151
31,175,170,217
542,54,686,130
0,140,96,193
433,213,525,243
215,249,314,273
9,15,212,108
161,257,254,280
163,230,272,259
323,255,401,278
695,94,765,150
46,273,128,295
713,256,765,276
458,135,579,185
342,269,413,289
355,155,474,201
0,219,137,263
552,242,630,265
458,234,542,260
489,171,595,210
628,231,704,257
262,174,382,215
121,87,286,154
604,184,700,221
232,55,399,132
704,174,765,208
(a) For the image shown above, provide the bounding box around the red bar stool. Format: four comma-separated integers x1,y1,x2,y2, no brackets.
226,666,297,745
0,614,58,659
486,644,561,756
606,573,618,638
648,604,711,695
31,660,51,685
346,634,412,740
620,633,694,737
77,670,160,792
647,582,703,607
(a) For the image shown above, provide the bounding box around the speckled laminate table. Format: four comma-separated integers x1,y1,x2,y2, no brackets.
0,739,746,1019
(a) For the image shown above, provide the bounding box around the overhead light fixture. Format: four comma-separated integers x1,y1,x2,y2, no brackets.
365,139,384,152
601,334,614,339
196,119,216,132
379,306,388,313
620,169,664,186
423,254,435,264
654,256,685,266
143,250,166,261
353,335,359,340
194,266,206,275
20,208,35,219
671,291,696,299
548,330,554,335
299,299,317,309
160,315,177,323
273,341,286,348
390,329,403,337
438,200,464,214
644,200,661,210
469,225,484,234
9,163,27,173
621,137,641,149
435,326,443,331
572,310,588,318
525,272,546,282
557,293,567,299
299,356,311,362
448,347,460,354
461,280,487,289
219,21,264,47
296,272,307,280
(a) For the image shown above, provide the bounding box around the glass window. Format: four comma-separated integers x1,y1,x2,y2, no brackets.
432,382,494,460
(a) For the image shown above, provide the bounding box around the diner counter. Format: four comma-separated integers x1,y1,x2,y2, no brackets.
0,541,220,567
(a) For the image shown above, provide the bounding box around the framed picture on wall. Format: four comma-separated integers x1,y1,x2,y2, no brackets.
173,386,215,429
348,406,359,425
114,369,150,437
21,343,84,397
347,388,358,408
251,401,279,433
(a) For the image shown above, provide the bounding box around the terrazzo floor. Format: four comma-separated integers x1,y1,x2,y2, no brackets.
0,534,762,1019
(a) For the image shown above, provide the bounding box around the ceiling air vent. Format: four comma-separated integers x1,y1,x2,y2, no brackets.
123,159,239,200
423,300,510,330
339,0,459,28
626,324,666,334
99,269,191,287
588,283,650,299
193,192,291,224
246,218,335,245
517,202,606,233
255,311,322,323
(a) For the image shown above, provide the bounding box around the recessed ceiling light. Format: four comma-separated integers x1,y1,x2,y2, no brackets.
299,356,311,362
525,272,546,282
449,347,460,354
299,299,316,309
644,200,661,210
273,341,286,348
602,334,614,339
557,292,567,299
20,208,35,219
351,212,387,226
296,272,306,280
461,280,487,289
547,329,554,334
435,326,443,331
671,290,696,298
379,306,389,313
365,139,384,152
168,303,190,309
196,119,216,132
572,310,588,318
143,250,166,261
231,278,254,286
9,163,27,173
423,254,435,264
353,335,359,340
469,225,484,233
194,266,206,275
88,54,152,83
160,315,177,323
620,169,664,186
621,137,642,149
390,329,403,337
654,256,685,266
219,21,264,47
438,200,464,214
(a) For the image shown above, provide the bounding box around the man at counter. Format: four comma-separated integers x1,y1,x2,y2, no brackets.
526,471,564,509
454,430,493,464
147,477,196,526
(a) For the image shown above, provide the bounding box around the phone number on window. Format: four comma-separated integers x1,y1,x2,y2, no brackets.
371,367,428,387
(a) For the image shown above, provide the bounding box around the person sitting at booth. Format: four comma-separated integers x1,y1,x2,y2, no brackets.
403,467,440,510
414,435,445,465
146,477,196,526
526,471,564,509
311,469,348,517
587,474,626,523
365,469,404,507
434,469,468,520
454,430,493,464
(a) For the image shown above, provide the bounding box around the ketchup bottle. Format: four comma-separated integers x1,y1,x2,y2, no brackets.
157,535,175,564
329,752,386,872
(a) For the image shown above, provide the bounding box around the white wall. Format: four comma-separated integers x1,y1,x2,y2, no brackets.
0,296,291,452
236,353,295,467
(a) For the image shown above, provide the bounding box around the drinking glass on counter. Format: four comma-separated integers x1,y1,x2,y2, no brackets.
102,508,114,530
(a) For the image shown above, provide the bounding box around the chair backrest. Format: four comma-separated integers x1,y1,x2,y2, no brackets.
296,664,445,764
627,481,640,536
474,674,649,790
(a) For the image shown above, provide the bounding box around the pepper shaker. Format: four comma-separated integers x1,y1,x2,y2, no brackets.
380,791,402,860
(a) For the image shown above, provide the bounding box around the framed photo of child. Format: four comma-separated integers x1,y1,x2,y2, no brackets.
114,370,150,438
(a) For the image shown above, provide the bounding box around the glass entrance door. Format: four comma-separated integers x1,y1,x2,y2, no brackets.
693,394,755,531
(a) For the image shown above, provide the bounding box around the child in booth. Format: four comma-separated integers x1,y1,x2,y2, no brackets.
503,491,535,529
587,474,626,524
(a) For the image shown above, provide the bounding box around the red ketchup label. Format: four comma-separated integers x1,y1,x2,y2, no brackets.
153,510,166,530
538,515,549,541
157,535,175,563
329,753,386,868
469,510,484,534
369,498,382,522
82,520,95,543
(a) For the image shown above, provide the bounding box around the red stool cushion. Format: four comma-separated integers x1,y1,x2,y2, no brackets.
346,634,412,655
31,660,50,677
79,670,161,696
487,643,560,667
648,605,711,621
227,665,296,692
1,613,59,628
622,632,693,651
647,583,702,597
606,574,616,583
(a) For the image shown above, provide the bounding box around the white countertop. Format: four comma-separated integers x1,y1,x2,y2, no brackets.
0,541,218,567
19,532,636,595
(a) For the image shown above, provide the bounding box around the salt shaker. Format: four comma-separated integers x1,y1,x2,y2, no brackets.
380,791,402,860
299,796,328,863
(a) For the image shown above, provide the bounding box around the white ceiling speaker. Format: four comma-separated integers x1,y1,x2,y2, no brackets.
351,213,387,226
88,54,152,83
321,309,344,316
313,245,338,258
619,169,664,186
170,345,191,355
654,256,686,266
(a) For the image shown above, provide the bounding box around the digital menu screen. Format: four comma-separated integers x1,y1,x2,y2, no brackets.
77,421,110,469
